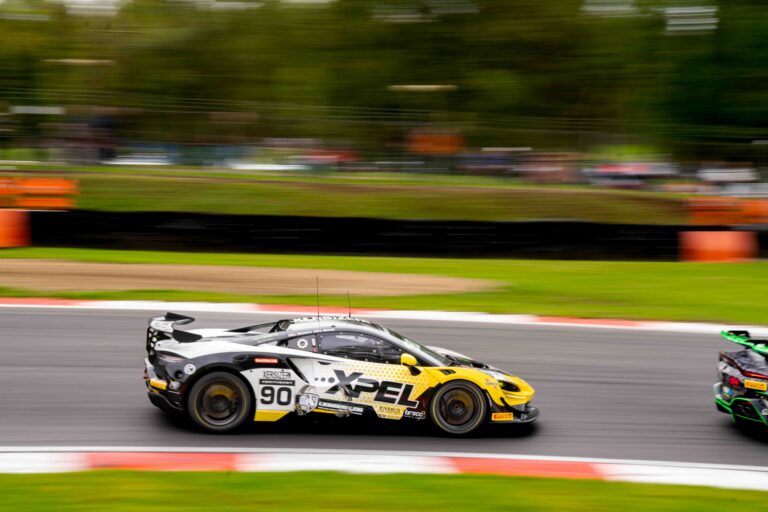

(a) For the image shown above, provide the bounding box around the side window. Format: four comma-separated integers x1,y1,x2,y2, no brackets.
284,335,316,352
318,332,403,364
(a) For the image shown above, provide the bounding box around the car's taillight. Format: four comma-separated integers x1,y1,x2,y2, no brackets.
728,376,741,387
743,370,768,380
156,352,186,363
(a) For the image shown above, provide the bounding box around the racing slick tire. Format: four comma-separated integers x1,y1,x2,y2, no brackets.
430,381,487,436
187,371,253,433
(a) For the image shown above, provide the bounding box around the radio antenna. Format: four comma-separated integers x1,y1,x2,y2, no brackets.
316,276,320,321
346,290,352,318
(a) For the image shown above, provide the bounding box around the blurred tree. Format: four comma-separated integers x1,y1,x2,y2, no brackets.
0,0,763,160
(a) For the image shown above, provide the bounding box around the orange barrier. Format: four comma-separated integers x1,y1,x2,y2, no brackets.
689,197,768,225
688,197,744,225
0,209,30,248
0,178,13,207
12,178,77,209
741,200,768,224
408,132,464,155
680,231,756,262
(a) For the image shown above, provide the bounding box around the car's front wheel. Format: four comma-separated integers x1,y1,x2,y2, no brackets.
187,371,252,433
430,381,487,435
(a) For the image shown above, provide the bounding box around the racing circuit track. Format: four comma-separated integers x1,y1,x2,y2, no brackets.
1,307,767,465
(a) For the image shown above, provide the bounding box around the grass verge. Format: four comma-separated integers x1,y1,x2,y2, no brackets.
1,247,767,325
5,165,686,223
0,471,765,512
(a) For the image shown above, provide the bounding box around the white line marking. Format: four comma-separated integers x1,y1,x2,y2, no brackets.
2,300,764,334
0,446,766,473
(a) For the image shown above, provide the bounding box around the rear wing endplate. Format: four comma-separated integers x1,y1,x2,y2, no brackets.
148,312,203,343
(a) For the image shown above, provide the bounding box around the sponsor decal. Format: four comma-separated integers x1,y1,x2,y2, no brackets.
183,364,196,375
326,370,419,407
376,405,402,415
297,338,309,349
259,379,296,386
485,380,498,388
317,400,364,415
745,380,768,391
491,412,514,422
254,357,279,364
403,409,426,420
264,370,292,380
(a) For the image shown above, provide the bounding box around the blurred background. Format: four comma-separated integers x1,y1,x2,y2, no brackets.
2,3,768,506
0,0,766,175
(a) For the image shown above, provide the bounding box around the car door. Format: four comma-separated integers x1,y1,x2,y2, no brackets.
309,331,437,420
244,334,318,421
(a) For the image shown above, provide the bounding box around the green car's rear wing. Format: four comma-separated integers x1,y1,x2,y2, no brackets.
721,330,768,356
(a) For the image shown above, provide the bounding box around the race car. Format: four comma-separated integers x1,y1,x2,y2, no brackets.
144,313,538,435
714,330,768,430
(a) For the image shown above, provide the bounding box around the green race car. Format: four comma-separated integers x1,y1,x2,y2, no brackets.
714,330,768,430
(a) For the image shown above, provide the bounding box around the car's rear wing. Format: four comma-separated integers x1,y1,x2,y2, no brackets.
147,313,287,351
721,330,768,356
148,313,203,349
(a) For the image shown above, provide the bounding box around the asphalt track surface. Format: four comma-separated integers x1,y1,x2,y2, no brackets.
1,307,767,465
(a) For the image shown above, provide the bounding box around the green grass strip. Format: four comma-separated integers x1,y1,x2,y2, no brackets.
7,165,687,223
0,471,764,512
1,247,767,325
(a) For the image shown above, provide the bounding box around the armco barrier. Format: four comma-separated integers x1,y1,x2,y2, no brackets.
29,210,683,259
26,210,766,260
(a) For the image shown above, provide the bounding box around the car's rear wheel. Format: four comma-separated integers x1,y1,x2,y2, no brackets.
430,381,487,435
187,372,252,433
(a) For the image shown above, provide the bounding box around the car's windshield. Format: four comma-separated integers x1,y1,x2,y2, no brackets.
382,327,451,366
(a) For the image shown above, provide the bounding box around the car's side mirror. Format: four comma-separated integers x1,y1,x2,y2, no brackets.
400,352,420,375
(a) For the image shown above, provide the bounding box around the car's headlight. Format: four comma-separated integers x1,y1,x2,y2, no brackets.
480,369,521,392
480,369,508,382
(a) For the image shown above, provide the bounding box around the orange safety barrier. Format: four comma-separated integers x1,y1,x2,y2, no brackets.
680,231,756,262
741,199,768,225
408,132,464,156
0,178,13,208
688,197,744,225
689,197,768,225
0,209,30,248
6,177,78,209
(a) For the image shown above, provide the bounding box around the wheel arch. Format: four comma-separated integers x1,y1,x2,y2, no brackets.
424,367,506,407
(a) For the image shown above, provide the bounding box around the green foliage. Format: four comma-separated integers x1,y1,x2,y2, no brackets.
0,0,766,157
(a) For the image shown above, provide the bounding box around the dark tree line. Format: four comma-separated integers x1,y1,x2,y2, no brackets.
0,0,766,160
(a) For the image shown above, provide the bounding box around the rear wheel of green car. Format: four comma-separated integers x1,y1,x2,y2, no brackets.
430,381,487,435
187,372,252,433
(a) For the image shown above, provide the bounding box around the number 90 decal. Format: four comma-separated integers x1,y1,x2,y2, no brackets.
260,386,293,406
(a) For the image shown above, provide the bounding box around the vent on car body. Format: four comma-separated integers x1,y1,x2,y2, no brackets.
732,401,762,421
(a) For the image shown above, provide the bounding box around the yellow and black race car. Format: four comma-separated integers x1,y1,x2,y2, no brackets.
144,314,538,435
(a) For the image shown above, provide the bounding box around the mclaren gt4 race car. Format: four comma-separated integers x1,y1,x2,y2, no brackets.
714,330,768,430
144,313,538,435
